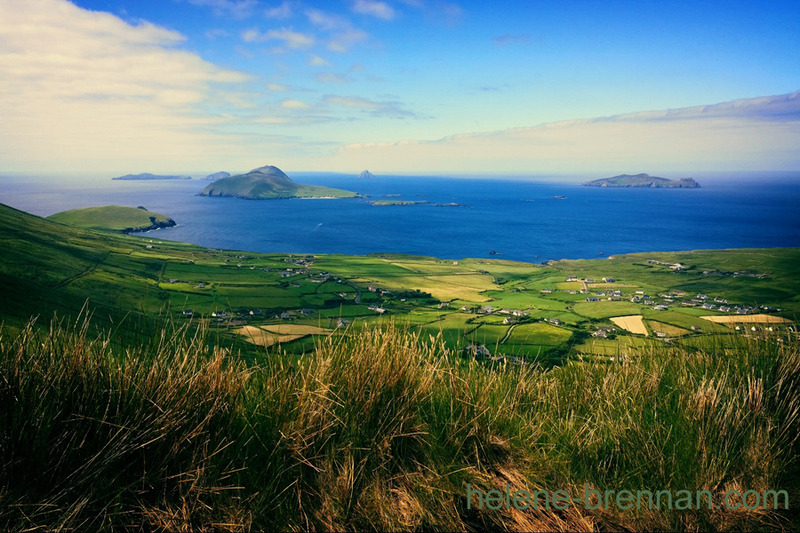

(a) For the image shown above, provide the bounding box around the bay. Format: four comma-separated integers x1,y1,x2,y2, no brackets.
1,174,799,262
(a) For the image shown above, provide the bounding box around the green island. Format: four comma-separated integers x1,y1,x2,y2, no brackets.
46,205,176,233
111,172,191,180
199,164,360,199
369,199,429,206
584,173,701,188
1,200,798,531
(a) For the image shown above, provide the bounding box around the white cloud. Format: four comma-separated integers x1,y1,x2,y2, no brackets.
0,0,253,172
326,92,800,172
267,82,290,91
242,27,314,49
305,8,368,53
324,95,416,118
328,29,368,53
264,1,293,19
308,55,330,66
352,0,396,20
306,8,351,31
281,99,310,109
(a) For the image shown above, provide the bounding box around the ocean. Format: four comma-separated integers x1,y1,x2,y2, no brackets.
2,174,799,263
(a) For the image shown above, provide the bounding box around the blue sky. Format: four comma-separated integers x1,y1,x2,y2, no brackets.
1,0,799,175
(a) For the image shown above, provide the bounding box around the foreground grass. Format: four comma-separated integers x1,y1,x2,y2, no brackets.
0,318,798,531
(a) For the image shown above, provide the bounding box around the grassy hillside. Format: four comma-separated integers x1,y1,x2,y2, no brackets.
199,165,360,199
0,317,797,531
47,205,175,233
1,201,799,530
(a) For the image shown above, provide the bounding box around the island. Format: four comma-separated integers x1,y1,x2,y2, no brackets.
205,171,231,180
46,205,176,233
369,200,428,206
359,170,375,179
199,165,360,200
112,173,191,180
583,173,700,188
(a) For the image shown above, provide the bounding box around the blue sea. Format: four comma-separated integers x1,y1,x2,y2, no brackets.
2,173,799,262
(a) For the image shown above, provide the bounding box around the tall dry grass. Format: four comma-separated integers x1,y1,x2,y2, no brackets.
0,317,797,531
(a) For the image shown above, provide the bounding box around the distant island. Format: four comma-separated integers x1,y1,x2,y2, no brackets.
199,165,360,200
583,173,700,188
359,170,375,179
205,171,231,180
47,205,176,233
112,173,191,180
369,200,428,206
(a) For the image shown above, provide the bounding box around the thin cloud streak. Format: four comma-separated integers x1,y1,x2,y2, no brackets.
352,0,396,20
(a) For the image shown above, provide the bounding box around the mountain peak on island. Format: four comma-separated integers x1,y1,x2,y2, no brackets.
359,170,375,179
248,165,292,180
583,173,700,188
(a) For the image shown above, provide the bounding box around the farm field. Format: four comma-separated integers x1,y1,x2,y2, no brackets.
610,315,649,335
1,202,799,360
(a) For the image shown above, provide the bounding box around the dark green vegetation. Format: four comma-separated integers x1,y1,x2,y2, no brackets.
112,173,191,180
1,201,799,530
584,173,701,188
47,205,176,233
199,165,360,199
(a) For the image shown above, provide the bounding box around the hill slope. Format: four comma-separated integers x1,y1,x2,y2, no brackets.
584,173,700,188
47,206,176,233
199,165,359,199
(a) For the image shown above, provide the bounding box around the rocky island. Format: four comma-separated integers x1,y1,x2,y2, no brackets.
199,165,360,200
205,171,231,180
359,170,375,179
583,173,700,188
47,206,176,233
112,173,191,180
